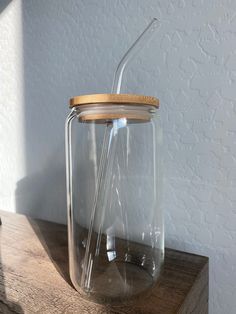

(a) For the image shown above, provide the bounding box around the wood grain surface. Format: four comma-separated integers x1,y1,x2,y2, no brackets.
0,211,208,313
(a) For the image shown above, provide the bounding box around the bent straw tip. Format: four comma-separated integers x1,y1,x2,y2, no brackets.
150,17,161,28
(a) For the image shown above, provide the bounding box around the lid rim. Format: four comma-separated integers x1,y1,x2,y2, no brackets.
70,93,159,108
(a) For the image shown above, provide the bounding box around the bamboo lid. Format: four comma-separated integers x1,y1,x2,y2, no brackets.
70,94,159,108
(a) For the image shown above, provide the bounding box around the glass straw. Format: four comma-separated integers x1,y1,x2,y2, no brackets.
112,18,160,94
81,18,160,291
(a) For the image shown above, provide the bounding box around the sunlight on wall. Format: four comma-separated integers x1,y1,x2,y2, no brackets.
0,0,24,212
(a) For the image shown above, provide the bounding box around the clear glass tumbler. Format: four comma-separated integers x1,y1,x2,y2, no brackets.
65,93,164,303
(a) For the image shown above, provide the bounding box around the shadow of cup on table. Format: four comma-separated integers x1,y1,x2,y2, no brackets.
26,216,71,287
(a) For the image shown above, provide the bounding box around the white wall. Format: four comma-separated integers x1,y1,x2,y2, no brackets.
1,1,236,313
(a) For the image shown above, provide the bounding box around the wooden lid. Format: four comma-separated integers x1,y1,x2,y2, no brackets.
70,93,159,108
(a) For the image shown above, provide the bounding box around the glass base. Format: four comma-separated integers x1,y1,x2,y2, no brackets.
79,261,159,304
69,226,164,304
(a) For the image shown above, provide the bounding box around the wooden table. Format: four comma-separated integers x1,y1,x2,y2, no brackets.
0,211,208,313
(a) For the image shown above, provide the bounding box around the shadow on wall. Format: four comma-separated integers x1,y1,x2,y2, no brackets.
15,145,67,222
15,1,69,223
0,0,11,12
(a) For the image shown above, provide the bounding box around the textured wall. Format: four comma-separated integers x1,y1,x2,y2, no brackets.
1,0,236,313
